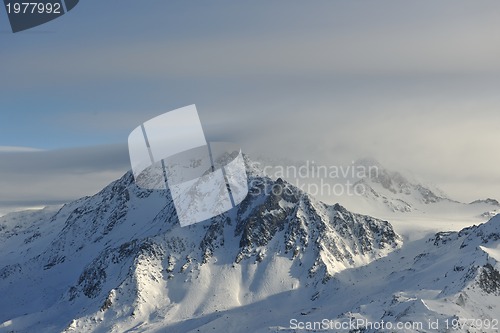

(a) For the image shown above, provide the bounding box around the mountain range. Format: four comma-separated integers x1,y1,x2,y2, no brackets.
0,157,498,332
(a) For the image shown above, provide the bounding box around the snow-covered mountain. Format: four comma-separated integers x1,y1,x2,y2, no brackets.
252,156,499,244
329,214,500,333
0,157,498,332
0,159,402,333
350,158,450,213
248,156,499,221
350,159,499,219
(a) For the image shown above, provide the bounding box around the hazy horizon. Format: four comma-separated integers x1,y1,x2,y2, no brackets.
0,142,497,216
2,1,499,213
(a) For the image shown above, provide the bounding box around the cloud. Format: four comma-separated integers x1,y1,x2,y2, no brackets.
3,1,500,89
0,144,130,206
0,146,43,152
1,0,499,205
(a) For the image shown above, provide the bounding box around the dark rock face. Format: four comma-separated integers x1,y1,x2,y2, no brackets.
69,239,165,300
231,175,402,275
0,264,21,280
478,263,500,296
470,198,500,206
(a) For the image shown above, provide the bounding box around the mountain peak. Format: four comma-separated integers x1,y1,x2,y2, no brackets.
470,198,500,206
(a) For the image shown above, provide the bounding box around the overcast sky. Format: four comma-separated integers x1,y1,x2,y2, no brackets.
1,1,500,213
